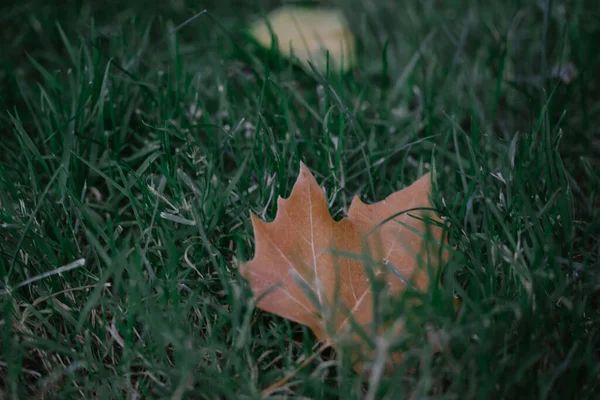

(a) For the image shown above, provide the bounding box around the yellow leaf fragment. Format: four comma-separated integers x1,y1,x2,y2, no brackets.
247,6,356,73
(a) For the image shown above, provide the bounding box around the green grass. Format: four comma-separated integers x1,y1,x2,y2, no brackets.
1,0,599,398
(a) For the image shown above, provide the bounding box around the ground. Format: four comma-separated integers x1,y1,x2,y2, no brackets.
0,0,599,399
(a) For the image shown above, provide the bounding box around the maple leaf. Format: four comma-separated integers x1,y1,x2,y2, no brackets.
240,162,448,373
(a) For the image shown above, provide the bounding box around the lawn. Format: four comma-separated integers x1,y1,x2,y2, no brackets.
1,0,599,398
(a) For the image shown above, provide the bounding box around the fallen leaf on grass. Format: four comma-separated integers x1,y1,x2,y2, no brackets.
240,163,448,374
247,6,355,74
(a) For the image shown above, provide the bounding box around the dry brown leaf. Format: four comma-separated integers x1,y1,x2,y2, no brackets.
240,162,447,373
